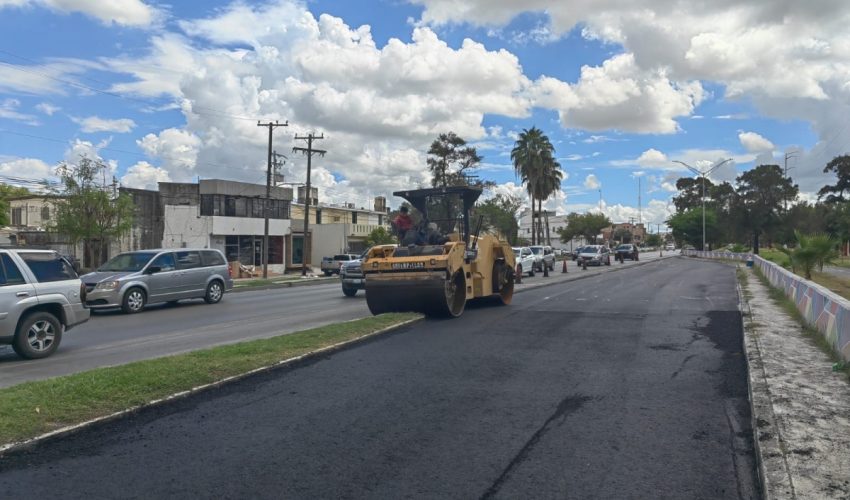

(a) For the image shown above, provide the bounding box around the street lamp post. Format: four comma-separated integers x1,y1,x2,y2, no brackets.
673,159,731,252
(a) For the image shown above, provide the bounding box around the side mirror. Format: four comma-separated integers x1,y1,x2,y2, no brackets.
145,266,161,275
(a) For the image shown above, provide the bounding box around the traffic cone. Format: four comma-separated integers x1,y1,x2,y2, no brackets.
582,259,588,271
562,259,568,273
515,263,522,284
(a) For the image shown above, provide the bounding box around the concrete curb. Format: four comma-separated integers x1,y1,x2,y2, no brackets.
736,266,792,500
232,276,336,293
0,316,423,458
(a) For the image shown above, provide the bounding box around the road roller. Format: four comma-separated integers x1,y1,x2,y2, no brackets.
363,186,515,318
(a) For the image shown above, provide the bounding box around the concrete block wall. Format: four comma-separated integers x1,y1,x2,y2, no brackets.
684,249,850,362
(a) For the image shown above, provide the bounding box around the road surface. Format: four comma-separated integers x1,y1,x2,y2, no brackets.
0,257,758,499
0,253,666,388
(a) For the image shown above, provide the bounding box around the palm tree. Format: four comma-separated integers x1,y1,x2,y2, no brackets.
780,231,838,279
511,127,562,245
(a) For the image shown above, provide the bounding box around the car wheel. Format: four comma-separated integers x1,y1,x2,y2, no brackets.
122,287,146,314
13,312,62,360
342,286,357,297
204,280,224,304
529,266,535,277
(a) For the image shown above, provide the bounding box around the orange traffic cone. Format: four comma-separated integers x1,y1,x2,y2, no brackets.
562,259,568,273
515,263,522,284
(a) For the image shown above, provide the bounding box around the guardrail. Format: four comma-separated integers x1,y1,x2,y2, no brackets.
683,249,850,362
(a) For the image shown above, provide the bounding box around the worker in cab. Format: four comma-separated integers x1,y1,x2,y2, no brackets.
393,206,414,240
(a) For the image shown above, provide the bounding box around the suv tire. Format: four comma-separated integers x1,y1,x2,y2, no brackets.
342,286,357,297
528,266,535,277
122,287,146,314
13,312,62,360
204,280,224,304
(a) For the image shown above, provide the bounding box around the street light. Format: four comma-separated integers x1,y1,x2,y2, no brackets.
673,158,732,252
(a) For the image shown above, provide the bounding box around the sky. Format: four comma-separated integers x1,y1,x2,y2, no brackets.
1,0,849,229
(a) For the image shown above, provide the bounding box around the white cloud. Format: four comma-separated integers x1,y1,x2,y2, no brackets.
1,0,162,26
739,131,775,153
35,102,60,115
583,174,600,190
0,58,100,95
72,115,136,133
0,157,52,181
121,161,171,190
136,128,201,181
0,98,39,125
636,148,669,167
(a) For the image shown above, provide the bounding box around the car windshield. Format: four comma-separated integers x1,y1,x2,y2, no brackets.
617,245,631,250
97,252,157,272
582,247,600,253
530,247,543,254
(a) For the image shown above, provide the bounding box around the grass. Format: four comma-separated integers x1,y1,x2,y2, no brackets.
759,248,790,268
750,266,850,382
0,313,420,447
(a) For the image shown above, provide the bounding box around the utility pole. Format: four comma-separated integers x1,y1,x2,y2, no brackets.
784,151,798,213
293,133,326,276
638,176,642,224
258,120,288,279
674,158,731,252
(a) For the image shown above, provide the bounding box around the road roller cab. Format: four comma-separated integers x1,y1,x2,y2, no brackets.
363,186,516,318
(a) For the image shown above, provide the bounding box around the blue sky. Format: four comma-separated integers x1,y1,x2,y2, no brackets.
1,0,847,226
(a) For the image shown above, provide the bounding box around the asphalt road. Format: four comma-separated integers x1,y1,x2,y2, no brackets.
0,257,758,499
0,253,666,388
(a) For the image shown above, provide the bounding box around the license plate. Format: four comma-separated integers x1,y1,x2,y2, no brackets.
391,262,425,270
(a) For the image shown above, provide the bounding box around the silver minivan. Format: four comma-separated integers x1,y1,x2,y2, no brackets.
82,249,234,313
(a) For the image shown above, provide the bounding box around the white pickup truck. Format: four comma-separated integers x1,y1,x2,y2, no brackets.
320,254,360,276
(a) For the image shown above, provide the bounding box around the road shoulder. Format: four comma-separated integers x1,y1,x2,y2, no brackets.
738,266,850,499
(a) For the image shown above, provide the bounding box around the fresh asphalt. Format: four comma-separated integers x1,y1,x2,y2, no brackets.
0,258,758,499
0,254,663,388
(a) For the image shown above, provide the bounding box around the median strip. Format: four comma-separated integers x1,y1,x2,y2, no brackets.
0,313,420,452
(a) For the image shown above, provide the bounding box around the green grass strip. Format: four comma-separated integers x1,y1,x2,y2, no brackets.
0,313,420,447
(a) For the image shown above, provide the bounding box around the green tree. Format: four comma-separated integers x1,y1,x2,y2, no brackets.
667,208,719,250
735,164,798,253
645,233,662,247
426,132,485,188
818,155,850,203
474,194,523,244
364,226,396,247
51,156,134,268
672,176,713,213
511,127,563,244
557,212,611,244
0,183,31,225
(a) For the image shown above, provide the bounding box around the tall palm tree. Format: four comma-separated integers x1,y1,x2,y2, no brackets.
511,127,562,245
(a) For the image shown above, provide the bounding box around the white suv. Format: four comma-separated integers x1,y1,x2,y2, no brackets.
512,247,538,277
0,249,90,359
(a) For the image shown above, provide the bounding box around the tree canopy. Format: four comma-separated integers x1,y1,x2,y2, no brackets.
557,212,611,244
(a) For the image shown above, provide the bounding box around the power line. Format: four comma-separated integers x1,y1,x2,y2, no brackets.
293,132,326,276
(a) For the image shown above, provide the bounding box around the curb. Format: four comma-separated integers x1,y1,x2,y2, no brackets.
736,264,794,499
0,316,423,458
232,276,336,293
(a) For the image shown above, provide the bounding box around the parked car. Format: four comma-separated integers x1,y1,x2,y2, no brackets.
512,247,537,277
571,246,588,261
0,248,90,359
665,243,676,251
81,249,233,314
577,245,611,266
529,245,555,271
615,244,640,261
321,254,360,276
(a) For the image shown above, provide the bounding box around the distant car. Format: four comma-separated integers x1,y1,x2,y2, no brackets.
571,246,586,261
81,249,233,313
340,258,364,297
529,245,555,271
512,247,537,277
578,245,611,266
615,244,639,261
665,243,676,251
0,249,90,359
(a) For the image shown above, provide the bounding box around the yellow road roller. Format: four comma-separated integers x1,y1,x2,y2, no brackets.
363,186,515,318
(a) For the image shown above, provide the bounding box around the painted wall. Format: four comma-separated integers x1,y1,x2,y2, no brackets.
684,250,850,361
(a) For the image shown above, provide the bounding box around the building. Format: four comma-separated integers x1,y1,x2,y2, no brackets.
602,222,647,245
518,209,578,250
290,188,391,265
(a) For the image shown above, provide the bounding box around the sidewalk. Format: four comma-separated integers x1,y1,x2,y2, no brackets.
738,266,850,499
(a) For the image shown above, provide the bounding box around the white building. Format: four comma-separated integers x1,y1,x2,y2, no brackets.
518,209,584,250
